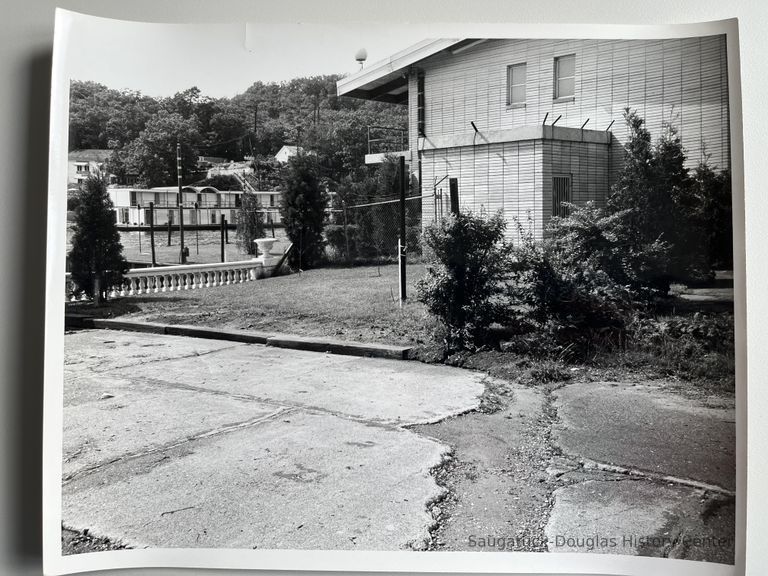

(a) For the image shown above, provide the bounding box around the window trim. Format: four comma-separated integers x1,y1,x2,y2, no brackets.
553,53,576,101
506,62,527,107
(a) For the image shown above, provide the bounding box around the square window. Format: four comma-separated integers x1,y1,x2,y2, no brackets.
507,63,527,105
554,54,576,99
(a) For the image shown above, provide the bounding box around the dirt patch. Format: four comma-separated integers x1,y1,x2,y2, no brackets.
61,526,129,555
410,382,558,552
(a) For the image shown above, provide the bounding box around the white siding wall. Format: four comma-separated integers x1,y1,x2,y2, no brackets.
414,36,729,173
421,140,548,239
414,35,728,240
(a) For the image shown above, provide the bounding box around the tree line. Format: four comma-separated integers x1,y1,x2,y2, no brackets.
69,77,407,189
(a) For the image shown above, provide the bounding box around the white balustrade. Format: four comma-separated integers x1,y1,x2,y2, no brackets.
64,258,276,301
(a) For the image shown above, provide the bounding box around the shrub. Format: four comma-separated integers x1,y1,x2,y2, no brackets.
622,311,735,386
505,216,635,357
324,223,358,261
548,202,671,303
417,211,514,350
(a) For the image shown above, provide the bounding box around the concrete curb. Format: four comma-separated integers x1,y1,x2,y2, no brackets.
267,334,411,360
65,315,412,360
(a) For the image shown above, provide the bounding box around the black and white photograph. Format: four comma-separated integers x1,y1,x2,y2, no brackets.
45,11,743,576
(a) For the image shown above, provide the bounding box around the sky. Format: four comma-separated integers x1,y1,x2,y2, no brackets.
64,16,436,98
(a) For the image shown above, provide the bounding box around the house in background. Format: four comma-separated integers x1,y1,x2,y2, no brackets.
67,149,117,186
197,155,229,168
337,36,730,239
274,145,302,164
206,161,253,179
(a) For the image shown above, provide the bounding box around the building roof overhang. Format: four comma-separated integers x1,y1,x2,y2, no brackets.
337,38,482,103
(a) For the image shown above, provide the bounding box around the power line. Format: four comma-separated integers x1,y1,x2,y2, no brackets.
344,192,433,210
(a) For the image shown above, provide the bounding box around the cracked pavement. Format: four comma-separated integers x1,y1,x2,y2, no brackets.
544,380,735,563
62,329,486,551
414,378,735,563
62,330,735,562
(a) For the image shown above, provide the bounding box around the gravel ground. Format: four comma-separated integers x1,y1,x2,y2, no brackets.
410,379,558,552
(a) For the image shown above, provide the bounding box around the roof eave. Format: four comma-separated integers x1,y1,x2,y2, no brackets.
336,38,464,100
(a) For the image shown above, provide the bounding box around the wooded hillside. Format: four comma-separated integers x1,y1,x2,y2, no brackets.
69,77,407,188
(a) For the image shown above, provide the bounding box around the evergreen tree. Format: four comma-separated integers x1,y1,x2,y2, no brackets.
69,176,129,302
280,154,328,269
607,108,712,287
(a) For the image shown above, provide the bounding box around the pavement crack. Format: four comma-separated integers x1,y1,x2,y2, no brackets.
572,457,735,497
62,406,295,486
160,506,196,517
123,376,426,432
88,343,244,375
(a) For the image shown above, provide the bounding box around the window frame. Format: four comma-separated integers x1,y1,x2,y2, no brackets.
506,62,527,107
553,54,576,101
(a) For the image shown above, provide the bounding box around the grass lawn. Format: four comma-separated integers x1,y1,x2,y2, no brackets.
68,263,735,393
72,263,434,346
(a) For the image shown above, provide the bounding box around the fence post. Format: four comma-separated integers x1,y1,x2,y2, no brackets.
398,156,407,304
449,178,459,215
149,201,156,267
343,200,351,265
220,216,226,262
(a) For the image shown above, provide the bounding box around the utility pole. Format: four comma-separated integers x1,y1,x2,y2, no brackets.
398,156,407,305
177,141,187,264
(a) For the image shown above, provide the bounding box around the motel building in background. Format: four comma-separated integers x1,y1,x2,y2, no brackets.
337,36,730,240
107,186,283,227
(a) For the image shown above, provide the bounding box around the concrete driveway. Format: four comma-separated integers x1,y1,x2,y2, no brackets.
545,381,736,563
62,329,486,551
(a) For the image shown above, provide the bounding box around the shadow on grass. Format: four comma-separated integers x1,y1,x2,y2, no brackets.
66,297,188,319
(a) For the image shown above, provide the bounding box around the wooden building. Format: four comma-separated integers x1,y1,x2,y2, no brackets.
337,37,730,239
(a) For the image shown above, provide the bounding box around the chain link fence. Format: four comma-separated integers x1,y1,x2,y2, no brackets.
324,194,427,265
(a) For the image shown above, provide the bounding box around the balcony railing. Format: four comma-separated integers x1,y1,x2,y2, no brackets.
367,125,408,155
